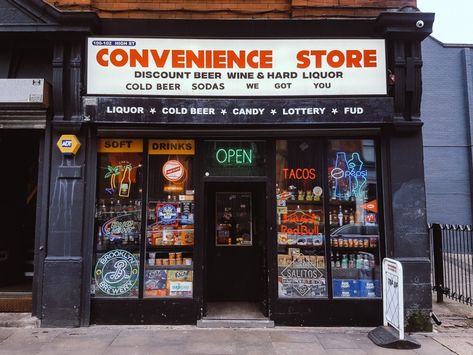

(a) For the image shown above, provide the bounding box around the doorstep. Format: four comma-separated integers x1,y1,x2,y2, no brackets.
0,312,40,328
197,318,275,328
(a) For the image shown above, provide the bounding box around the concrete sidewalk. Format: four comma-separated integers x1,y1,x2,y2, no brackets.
0,325,466,355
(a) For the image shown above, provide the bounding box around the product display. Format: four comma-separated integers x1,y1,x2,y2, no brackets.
327,140,381,298
144,152,194,298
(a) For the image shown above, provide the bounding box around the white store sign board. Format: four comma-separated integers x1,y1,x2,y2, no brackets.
383,258,404,340
87,38,386,97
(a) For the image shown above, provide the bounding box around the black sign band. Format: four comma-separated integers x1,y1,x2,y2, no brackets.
86,97,393,124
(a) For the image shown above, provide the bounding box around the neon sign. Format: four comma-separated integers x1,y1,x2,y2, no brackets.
215,148,253,166
330,152,367,199
283,168,316,180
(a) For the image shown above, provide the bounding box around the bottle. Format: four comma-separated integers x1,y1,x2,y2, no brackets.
348,254,355,269
331,252,335,268
115,199,122,215
97,228,103,247
337,205,343,226
341,254,348,269
119,165,132,197
109,199,115,217
356,254,363,269
363,255,370,270
349,209,355,224
343,209,349,224
333,152,350,200
335,253,341,268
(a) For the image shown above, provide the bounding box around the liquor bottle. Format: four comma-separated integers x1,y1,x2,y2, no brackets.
343,209,349,224
119,165,132,197
115,199,122,215
349,209,355,224
337,205,343,226
109,199,115,217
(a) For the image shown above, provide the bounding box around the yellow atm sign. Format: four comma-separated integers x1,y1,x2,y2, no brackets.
98,139,143,153
57,134,81,155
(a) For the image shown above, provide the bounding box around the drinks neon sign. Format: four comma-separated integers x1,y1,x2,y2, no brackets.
330,152,368,200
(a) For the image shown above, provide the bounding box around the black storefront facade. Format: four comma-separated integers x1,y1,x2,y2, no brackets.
2,1,435,330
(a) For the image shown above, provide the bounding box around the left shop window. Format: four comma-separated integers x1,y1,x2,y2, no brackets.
92,139,143,298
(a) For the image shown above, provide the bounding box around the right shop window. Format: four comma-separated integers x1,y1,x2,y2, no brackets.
328,139,381,298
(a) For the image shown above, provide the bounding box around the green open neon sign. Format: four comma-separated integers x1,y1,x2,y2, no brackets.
215,148,253,166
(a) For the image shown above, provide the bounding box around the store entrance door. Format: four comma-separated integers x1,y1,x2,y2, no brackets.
205,182,267,315
0,131,39,312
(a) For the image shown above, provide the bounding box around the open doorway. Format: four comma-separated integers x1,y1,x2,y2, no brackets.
204,182,267,320
0,131,39,312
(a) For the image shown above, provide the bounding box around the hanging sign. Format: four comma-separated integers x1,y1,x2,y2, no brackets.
98,139,143,153
57,134,81,156
162,160,185,182
87,38,386,97
149,139,195,155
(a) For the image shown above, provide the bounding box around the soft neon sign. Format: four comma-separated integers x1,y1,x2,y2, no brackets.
215,148,253,166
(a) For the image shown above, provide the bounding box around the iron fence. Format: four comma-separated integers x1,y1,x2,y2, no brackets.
429,223,473,306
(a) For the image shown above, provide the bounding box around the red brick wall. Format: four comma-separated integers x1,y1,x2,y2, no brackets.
45,0,416,19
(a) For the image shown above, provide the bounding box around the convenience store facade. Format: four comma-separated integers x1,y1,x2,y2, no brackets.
1,1,434,330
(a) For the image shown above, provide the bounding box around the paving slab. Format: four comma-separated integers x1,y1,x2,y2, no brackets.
185,341,238,354
272,341,326,355
317,333,362,349
430,335,473,355
268,330,321,343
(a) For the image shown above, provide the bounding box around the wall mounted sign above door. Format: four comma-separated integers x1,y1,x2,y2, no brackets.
86,97,393,124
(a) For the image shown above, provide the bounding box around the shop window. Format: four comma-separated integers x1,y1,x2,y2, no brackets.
144,140,194,298
203,140,266,177
328,139,381,299
276,140,327,298
92,139,143,298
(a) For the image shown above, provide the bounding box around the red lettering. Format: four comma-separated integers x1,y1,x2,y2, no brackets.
346,50,362,68
296,50,310,69
150,49,170,68
96,48,108,66
110,49,128,67
364,49,377,67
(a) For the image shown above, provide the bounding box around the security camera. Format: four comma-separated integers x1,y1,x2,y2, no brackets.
416,20,424,29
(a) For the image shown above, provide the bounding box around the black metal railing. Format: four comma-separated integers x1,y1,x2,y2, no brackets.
429,223,473,306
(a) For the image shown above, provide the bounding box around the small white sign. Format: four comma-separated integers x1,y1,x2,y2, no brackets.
87,38,387,97
383,258,404,340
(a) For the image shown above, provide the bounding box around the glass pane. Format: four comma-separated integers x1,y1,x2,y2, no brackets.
203,140,266,176
92,139,143,298
144,140,194,298
328,139,381,298
276,140,327,298
215,192,252,246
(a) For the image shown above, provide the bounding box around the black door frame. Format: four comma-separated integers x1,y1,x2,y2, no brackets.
202,178,269,316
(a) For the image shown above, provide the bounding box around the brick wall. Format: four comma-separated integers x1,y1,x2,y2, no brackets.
45,0,416,19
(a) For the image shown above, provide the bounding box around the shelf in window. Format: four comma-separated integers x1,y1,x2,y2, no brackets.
328,200,357,206
331,247,378,252
284,200,323,205
96,244,140,253
278,244,324,249
145,265,193,270
146,245,194,251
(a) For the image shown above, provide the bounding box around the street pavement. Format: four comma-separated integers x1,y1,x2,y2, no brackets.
0,324,470,355
0,297,472,355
